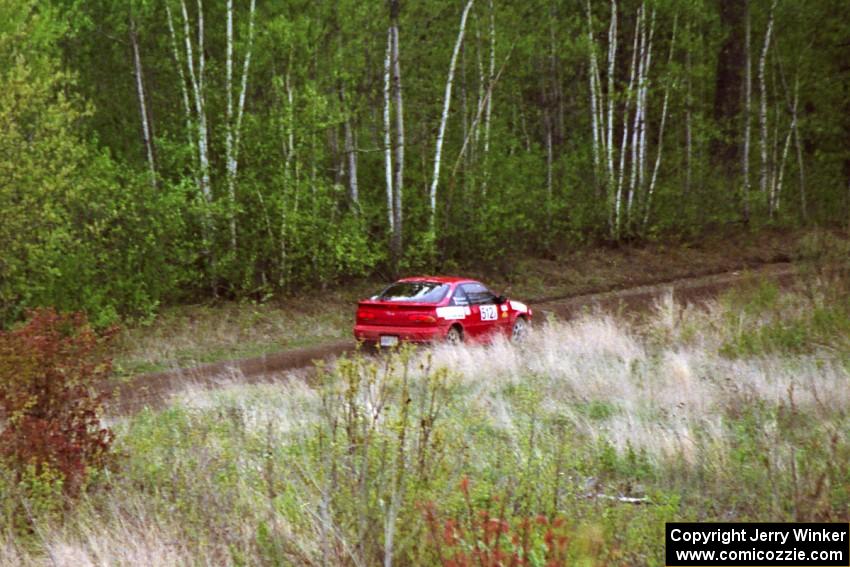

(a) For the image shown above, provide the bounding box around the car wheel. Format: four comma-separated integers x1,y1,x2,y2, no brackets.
445,326,463,345
511,317,529,341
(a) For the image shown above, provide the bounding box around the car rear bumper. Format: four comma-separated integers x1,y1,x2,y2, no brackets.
353,323,447,344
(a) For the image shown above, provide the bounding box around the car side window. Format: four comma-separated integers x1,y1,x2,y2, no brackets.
461,283,496,305
450,286,469,306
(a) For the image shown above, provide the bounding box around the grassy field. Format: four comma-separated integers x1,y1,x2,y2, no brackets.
112,227,800,378
4,252,849,565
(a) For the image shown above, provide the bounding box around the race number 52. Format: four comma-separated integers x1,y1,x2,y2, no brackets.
480,305,497,321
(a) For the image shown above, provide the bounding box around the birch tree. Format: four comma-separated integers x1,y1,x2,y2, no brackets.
643,14,677,228
742,0,752,220
585,0,603,191
178,0,211,206
481,0,495,195
129,11,156,189
615,4,643,235
429,0,475,235
605,0,617,193
759,0,777,201
383,28,394,239
224,0,257,251
164,2,196,176
390,0,404,267
340,84,359,211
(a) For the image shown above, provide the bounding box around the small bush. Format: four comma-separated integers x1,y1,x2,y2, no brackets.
422,479,572,566
0,308,115,498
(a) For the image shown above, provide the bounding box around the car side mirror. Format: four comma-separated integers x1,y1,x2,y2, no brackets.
496,294,507,304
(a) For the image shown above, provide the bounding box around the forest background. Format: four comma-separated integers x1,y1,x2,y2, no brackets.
1,0,848,327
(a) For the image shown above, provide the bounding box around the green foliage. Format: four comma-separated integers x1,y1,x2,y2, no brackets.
0,2,191,327
719,272,850,357
0,0,847,323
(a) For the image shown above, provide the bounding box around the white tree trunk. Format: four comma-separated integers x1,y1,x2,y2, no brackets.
226,0,235,248
545,108,553,226
391,24,404,262
759,0,777,199
279,71,295,288
165,3,196,160
615,4,642,235
643,15,677,228
480,0,495,196
605,0,617,190
429,0,475,234
626,3,647,224
130,14,156,189
180,0,211,205
742,0,752,219
484,0,495,157
636,9,655,207
684,25,692,196
340,85,359,211
451,44,511,179
791,75,806,220
225,0,257,251
585,0,603,188
383,28,394,234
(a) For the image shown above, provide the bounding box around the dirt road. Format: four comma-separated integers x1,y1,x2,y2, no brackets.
109,261,797,414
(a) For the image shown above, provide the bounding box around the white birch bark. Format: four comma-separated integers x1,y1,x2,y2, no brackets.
770,63,781,214
383,28,394,233
791,75,806,219
429,0,475,233
165,3,195,156
279,70,295,287
605,0,617,189
643,15,677,228
585,0,602,186
545,108,553,225
615,5,642,234
636,9,655,205
226,0,257,250
481,0,495,196
626,3,647,224
484,0,495,156
391,23,404,262
759,0,777,197
450,45,512,183
233,0,255,171
180,0,211,204
774,55,803,218
130,14,156,189
340,84,359,211
774,118,794,214
742,0,752,219
684,24,692,196
226,0,235,247
475,19,484,154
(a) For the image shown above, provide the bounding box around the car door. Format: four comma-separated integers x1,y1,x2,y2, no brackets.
460,282,499,339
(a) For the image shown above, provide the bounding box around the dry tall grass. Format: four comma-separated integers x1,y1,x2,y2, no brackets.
5,287,849,566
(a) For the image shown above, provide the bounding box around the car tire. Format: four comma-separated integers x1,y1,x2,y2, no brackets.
445,325,463,345
511,316,529,342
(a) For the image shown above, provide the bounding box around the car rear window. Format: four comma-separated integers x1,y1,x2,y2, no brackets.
376,282,450,303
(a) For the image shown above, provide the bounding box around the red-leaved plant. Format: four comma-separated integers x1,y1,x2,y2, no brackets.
422,476,571,566
0,309,115,497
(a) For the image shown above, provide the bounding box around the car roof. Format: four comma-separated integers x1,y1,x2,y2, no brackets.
397,275,475,285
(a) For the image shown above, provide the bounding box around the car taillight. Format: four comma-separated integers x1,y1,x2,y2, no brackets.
358,310,376,321
408,314,436,323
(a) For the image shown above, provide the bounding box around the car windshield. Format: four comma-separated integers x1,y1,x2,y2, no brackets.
375,282,450,303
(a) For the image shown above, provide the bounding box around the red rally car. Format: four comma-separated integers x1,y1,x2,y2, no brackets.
354,276,532,347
